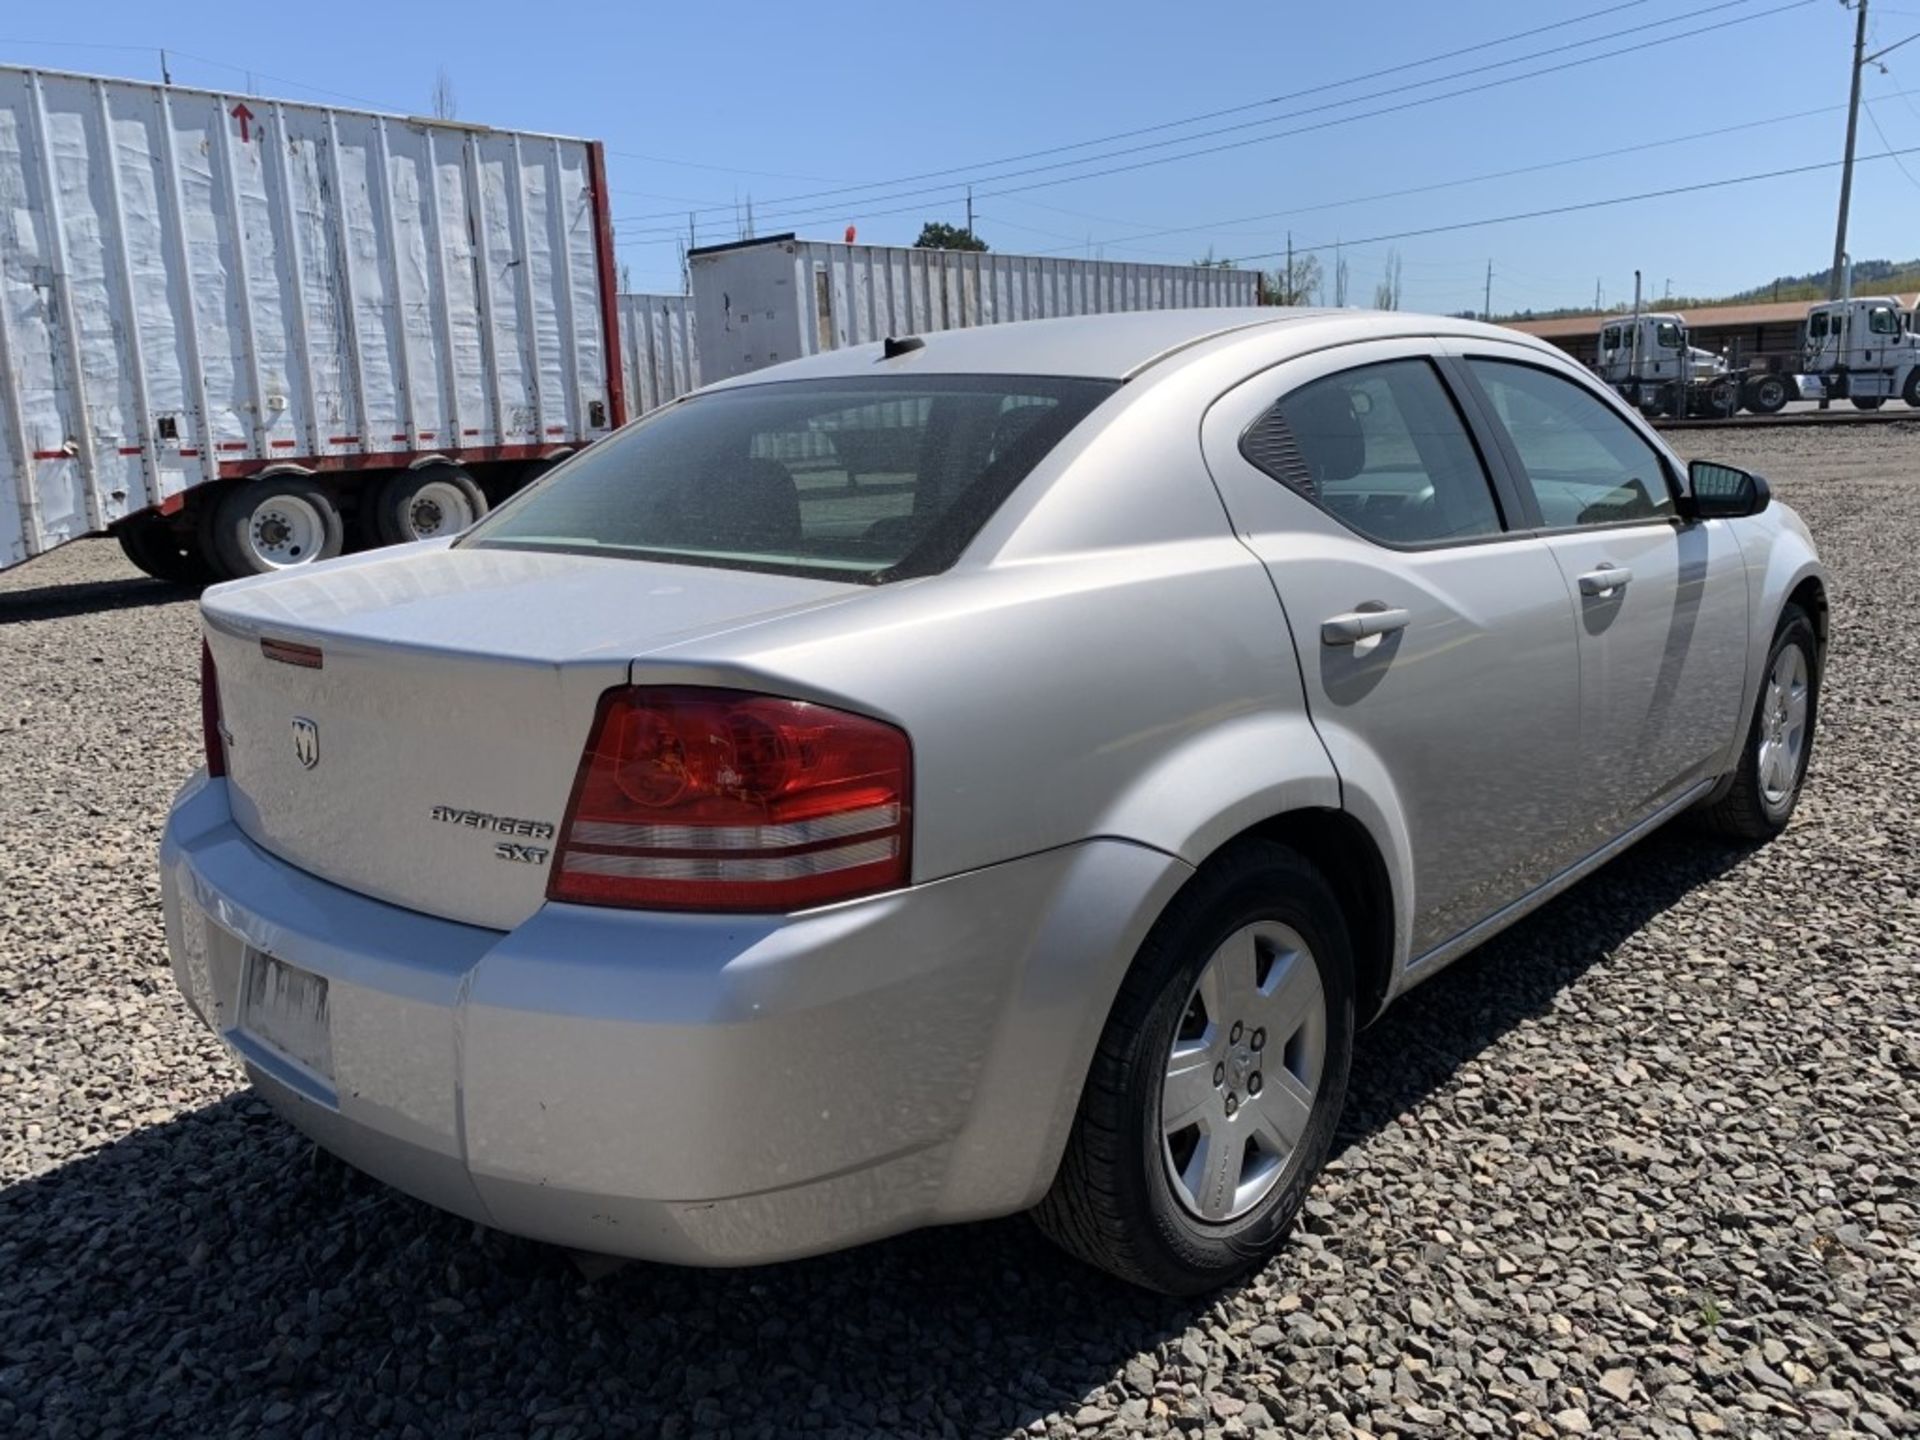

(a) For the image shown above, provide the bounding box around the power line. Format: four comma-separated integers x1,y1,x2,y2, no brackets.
1862,99,1920,186
1006,89,1905,261
613,0,1766,229
1216,146,1920,268
613,0,1811,241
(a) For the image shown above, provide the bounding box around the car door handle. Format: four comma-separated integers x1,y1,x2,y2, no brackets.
1576,565,1633,597
1321,608,1412,645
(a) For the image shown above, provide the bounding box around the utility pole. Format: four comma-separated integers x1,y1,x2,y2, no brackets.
965,185,974,240
1594,277,1603,312
1285,231,1294,304
1831,0,1920,296
1484,259,1493,322
1832,0,1870,299
159,49,172,85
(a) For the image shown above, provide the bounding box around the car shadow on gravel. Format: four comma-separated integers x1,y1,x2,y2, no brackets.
0,828,1752,1438
0,575,198,624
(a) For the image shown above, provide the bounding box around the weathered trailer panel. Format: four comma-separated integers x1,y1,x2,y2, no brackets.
688,235,1262,384
0,65,619,570
616,292,700,414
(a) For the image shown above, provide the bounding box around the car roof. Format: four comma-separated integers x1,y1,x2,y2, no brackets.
696,307,1558,389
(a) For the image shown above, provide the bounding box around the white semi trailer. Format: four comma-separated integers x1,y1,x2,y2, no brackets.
0,65,625,581
1,66,1285,584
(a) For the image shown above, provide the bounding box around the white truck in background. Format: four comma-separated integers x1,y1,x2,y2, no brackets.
0,64,625,583
1593,312,1791,417
1796,296,1920,411
1590,296,1920,419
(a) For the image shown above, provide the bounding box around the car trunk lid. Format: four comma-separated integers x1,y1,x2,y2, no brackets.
201,544,861,930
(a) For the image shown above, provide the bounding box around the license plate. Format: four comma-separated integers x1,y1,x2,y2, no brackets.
240,952,334,1082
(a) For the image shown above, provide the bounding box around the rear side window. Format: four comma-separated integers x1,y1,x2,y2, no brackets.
462,375,1116,581
1242,360,1504,547
1468,359,1674,528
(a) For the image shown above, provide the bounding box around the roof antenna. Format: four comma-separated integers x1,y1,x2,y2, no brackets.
881,335,925,360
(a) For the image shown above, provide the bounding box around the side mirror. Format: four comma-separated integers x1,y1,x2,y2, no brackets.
1681,460,1771,520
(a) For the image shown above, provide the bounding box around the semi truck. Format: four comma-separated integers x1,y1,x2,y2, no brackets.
1592,311,1788,417
1589,296,1920,419
1795,296,1920,410
0,64,624,583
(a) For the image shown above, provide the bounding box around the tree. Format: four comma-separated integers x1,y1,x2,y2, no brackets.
1264,252,1322,307
914,222,987,252
430,67,457,120
1372,249,1404,311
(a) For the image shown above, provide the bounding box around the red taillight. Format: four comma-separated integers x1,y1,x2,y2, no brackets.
549,687,912,912
200,640,227,777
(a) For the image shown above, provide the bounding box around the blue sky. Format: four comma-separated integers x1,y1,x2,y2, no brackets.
11,1,1919,314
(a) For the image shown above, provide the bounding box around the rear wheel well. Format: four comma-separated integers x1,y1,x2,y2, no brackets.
1240,809,1395,1025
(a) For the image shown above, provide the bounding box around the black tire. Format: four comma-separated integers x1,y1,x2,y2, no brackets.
1903,369,1920,408
1851,395,1885,412
114,510,217,586
371,464,487,546
1744,374,1791,415
208,477,346,578
1697,605,1819,841
1033,840,1355,1295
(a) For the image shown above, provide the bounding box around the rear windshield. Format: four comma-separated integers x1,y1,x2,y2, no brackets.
461,374,1117,582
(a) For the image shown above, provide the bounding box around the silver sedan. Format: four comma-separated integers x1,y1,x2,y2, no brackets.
163,309,1825,1293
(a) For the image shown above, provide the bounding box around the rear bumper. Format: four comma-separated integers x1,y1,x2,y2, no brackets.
161,773,1190,1265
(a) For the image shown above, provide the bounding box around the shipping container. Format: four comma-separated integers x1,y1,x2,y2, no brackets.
687,234,1261,384
0,64,623,579
616,292,700,414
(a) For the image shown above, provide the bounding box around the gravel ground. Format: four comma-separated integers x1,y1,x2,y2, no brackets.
2,426,1916,1440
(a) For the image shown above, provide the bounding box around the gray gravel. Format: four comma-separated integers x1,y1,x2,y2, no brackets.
3,426,1918,1439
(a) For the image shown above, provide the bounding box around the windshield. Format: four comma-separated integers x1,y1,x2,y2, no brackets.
462,375,1116,582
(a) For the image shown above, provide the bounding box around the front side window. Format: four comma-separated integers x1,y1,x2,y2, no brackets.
1869,306,1898,335
1467,359,1674,529
1602,326,1621,349
1808,311,1831,339
1240,359,1504,546
462,375,1116,581
1655,321,1684,350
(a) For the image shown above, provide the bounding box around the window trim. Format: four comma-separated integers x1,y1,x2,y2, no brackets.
1233,355,1519,554
1448,351,1685,537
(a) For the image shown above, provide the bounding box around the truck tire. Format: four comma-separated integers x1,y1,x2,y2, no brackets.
115,510,217,586
208,478,345,577
371,464,487,546
1743,374,1791,415
1904,370,1920,408
1852,396,1885,411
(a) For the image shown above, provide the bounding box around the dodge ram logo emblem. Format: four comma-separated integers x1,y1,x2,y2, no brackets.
290,717,319,770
